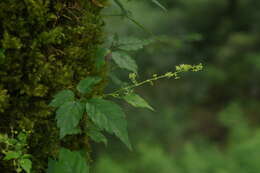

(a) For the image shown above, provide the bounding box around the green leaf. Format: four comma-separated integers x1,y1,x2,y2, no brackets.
112,51,137,73
4,151,22,160
117,37,153,51
19,159,32,173
86,98,132,150
123,93,154,111
88,129,107,146
21,154,32,159
56,101,85,139
49,90,75,108
95,47,109,70
47,148,89,173
87,124,107,146
0,134,8,143
0,134,18,146
17,132,27,142
76,77,102,94
151,0,167,12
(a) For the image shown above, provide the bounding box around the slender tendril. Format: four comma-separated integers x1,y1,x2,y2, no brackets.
104,63,203,98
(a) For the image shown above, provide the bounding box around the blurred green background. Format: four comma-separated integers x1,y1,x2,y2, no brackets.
93,0,260,172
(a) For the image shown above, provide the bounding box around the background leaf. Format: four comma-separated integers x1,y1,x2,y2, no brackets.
151,0,167,12
56,101,85,139
117,37,153,51
19,159,32,173
112,51,137,73
49,90,74,108
3,151,21,160
47,148,89,173
76,77,102,94
86,98,132,150
123,93,154,111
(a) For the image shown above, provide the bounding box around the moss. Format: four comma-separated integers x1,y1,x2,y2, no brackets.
0,0,106,172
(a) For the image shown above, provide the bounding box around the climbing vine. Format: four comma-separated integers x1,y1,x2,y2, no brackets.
0,0,202,172
47,37,203,172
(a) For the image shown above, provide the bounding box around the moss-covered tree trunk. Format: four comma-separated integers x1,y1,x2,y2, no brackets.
0,0,106,172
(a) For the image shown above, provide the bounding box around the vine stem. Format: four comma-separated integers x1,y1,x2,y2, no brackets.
103,71,179,98
103,63,203,98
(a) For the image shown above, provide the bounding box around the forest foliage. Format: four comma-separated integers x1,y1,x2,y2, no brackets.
1,0,259,172
94,0,260,172
0,0,201,172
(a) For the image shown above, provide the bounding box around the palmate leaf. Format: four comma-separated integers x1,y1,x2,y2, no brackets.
76,76,102,94
117,37,153,51
112,51,137,73
85,98,132,150
47,148,89,173
123,93,154,111
56,101,85,139
49,90,74,108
